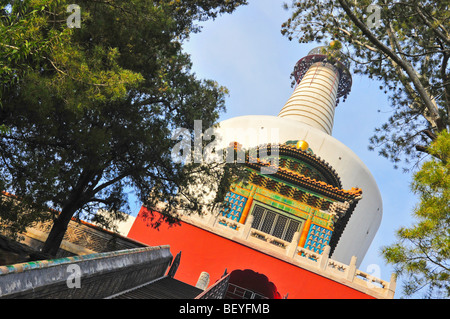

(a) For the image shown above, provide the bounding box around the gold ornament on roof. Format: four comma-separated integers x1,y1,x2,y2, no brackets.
296,140,309,151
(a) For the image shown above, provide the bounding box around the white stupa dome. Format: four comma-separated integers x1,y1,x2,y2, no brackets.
211,47,382,266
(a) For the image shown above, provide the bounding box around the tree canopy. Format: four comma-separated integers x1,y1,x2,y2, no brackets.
282,0,449,169
281,0,450,299
382,130,449,298
0,0,247,256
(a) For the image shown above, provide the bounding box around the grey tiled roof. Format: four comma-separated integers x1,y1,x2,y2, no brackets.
111,277,202,299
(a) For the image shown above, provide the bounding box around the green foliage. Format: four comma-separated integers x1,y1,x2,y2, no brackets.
0,0,247,255
382,130,450,298
282,0,450,298
1,0,146,109
282,0,449,169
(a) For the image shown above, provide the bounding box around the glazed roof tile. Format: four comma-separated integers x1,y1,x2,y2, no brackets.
244,143,362,201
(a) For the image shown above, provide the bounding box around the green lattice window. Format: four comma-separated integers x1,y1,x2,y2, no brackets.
251,204,302,242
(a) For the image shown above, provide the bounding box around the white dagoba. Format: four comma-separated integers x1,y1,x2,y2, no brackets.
214,47,382,267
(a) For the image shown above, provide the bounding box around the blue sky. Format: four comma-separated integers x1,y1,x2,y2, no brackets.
181,0,419,298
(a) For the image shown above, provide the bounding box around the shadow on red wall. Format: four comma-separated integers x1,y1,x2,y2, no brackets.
226,269,282,299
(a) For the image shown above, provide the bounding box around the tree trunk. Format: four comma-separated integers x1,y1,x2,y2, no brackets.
41,204,78,257
41,170,94,256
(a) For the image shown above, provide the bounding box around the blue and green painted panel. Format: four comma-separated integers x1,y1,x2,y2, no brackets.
304,224,332,254
219,191,248,223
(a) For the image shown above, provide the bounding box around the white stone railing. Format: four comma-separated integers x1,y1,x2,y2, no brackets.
294,244,395,298
249,229,290,250
205,213,396,298
354,269,393,290
214,215,242,230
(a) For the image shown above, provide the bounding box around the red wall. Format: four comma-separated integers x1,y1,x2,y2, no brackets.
127,207,374,299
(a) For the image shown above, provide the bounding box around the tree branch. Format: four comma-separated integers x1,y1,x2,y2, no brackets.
415,6,450,46
337,0,443,131
91,171,130,195
439,43,450,117
337,27,379,52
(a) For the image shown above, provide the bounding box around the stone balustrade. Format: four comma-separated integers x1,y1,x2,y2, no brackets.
202,213,395,299
249,229,290,250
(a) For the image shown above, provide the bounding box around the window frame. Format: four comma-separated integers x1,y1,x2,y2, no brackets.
250,202,304,243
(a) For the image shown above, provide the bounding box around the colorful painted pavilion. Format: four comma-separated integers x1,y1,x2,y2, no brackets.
218,141,362,259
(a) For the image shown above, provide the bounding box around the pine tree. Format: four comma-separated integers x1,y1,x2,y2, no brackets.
0,0,248,256
382,130,449,298
282,0,449,168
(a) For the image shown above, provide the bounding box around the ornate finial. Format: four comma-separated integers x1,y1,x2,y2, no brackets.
296,140,309,151
291,45,352,105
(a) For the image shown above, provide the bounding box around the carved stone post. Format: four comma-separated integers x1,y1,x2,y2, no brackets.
387,273,397,298
286,232,301,258
319,245,331,270
208,212,218,227
346,256,357,281
241,215,254,239
196,271,210,291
